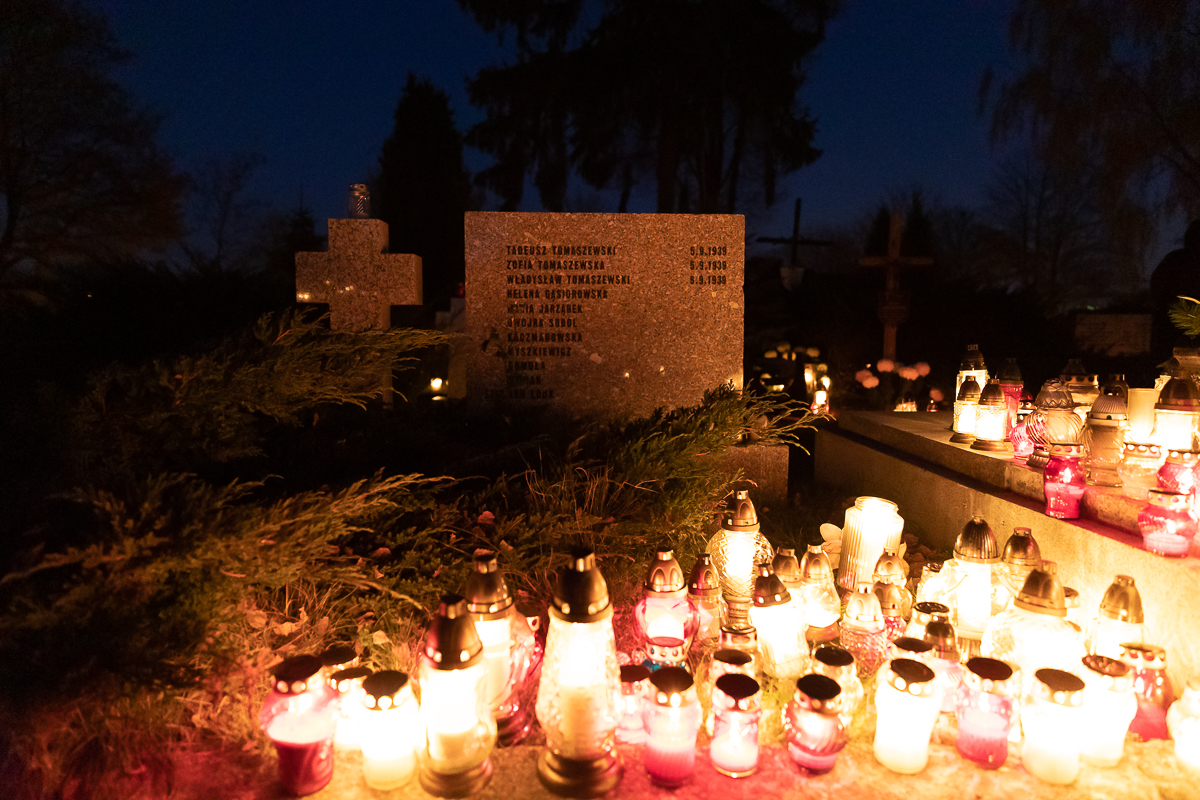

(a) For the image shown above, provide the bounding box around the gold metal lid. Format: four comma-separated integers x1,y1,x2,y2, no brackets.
752,564,792,607
1119,643,1167,670
1047,442,1083,458
872,549,908,585
362,670,412,710
465,551,514,620
998,357,1022,384
1002,528,1042,569
1034,380,1075,410
1033,668,1085,706
957,376,982,402
844,582,883,624
424,594,484,670
772,547,802,585
960,344,986,370
962,657,1016,696
688,553,721,598
1155,376,1200,410
1081,654,1134,693
874,582,906,616
720,624,758,651
1099,575,1144,624
883,658,937,697
954,516,999,563
800,545,833,582
650,666,696,706
794,673,843,715
812,643,857,681
329,666,371,694
645,548,686,597
979,379,1006,407
723,489,760,532
890,636,933,659
551,547,613,623
1149,488,1192,510
911,601,950,629
714,648,754,669
1089,394,1128,421
1123,442,1162,459
272,654,323,695
1014,568,1067,617
923,620,959,660
714,673,760,712
1166,449,1200,467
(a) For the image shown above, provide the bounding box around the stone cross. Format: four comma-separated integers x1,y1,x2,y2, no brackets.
295,218,422,330
858,211,932,361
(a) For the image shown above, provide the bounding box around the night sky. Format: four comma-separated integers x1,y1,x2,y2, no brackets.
94,0,1016,249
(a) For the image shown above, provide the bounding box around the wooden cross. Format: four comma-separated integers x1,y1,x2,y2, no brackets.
757,198,833,268
858,212,932,361
295,218,422,331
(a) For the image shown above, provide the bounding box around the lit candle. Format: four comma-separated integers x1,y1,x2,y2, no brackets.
1167,677,1200,771
687,554,722,643
642,667,701,787
837,497,905,593
1079,654,1137,767
811,644,863,728
1043,444,1087,519
1120,643,1174,742
617,665,650,744
1091,575,1145,659
1138,489,1197,557
260,655,339,796
699,646,755,736
359,670,420,791
873,658,940,774
839,583,888,678
1021,669,1085,785
923,620,962,714
1126,388,1158,443
707,491,773,627
950,517,1000,640
785,674,847,775
328,666,371,751
955,657,1017,769
1151,377,1200,451
749,564,809,680
710,673,761,778
634,549,700,668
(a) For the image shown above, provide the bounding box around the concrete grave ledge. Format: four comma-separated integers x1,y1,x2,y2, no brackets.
241,741,1193,799
815,411,1200,693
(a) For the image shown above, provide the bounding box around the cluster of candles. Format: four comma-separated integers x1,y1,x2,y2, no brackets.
948,345,1200,558
259,490,1200,797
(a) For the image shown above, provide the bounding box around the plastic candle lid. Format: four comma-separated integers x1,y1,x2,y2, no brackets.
723,490,760,532
645,548,686,597
319,644,358,671
1002,528,1042,569
649,666,695,706
922,620,959,661
1033,668,1085,706
890,637,933,659
687,554,721,598
813,644,856,681
752,565,791,607
1014,569,1067,617
772,548,802,584
962,657,1016,695
719,625,758,650
273,655,324,694
1081,654,1134,692
882,658,937,697
424,594,484,670
954,516,999,563
714,649,754,669
551,546,612,622
465,551,515,619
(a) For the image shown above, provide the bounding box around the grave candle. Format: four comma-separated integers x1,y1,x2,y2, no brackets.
1026,381,1082,470
983,569,1086,696
1151,377,1200,451
710,673,761,777
951,516,1000,639
1121,442,1165,500
998,357,1023,437
749,565,808,680
996,528,1042,610
1079,654,1137,767
1091,575,1145,659
954,344,988,403
1022,669,1085,785
706,490,772,627
642,667,701,787
839,583,888,678
634,548,699,668
811,644,864,727
872,549,912,620
923,621,963,714
699,647,755,736
1138,489,1196,557
876,584,908,641
951,376,981,444
1120,643,1174,741
328,666,371,751
873,658,940,774
772,546,806,621
1043,444,1086,519
1158,448,1200,495
798,545,841,633
1082,394,1128,486
1010,420,1035,462
465,551,537,745
955,657,1017,769
1167,677,1200,771
905,601,951,640
785,674,847,775
687,554,722,643
838,496,905,593
617,665,651,744
260,655,339,797
360,670,420,791
418,595,496,798
971,380,1011,451
535,547,623,797
1126,387,1159,442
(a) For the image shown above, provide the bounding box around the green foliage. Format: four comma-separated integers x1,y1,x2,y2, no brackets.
70,309,448,479
1169,295,1200,338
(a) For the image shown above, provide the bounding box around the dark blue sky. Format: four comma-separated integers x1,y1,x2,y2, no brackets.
95,0,1016,248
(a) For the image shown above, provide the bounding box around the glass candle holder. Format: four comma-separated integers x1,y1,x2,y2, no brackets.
699,647,755,735
1121,442,1165,500
634,549,700,668
972,380,1012,451
750,565,808,680
642,667,702,788
360,670,421,791
535,548,623,797
707,491,773,628
772,546,804,615
1077,654,1137,767
1010,421,1035,463
1044,444,1086,519
811,644,863,727
1121,643,1174,741
1083,395,1128,486
318,643,359,679
837,497,905,593
1091,575,1145,659
951,517,1000,639
998,358,1023,437
1126,388,1159,442
1167,677,1200,771
955,344,988,400
1027,381,1083,469
951,377,982,444
923,620,963,713
1158,449,1200,495
1151,377,1200,451
798,545,841,633
710,673,761,778
717,624,759,673
329,666,371,751
886,636,934,680
465,551,538,746
785,674,847,775
1022,669,1086,785
839,583,888,678
617,665,651,744
955,657,1018,769
876,584,909,642
260,655,339,796
872,549,912,619
873,658,940,774
1138,489,1196,557
982,569,1085,697
418,596,497,798
997,528,1042,611
687,554,722,644
905,601,951,640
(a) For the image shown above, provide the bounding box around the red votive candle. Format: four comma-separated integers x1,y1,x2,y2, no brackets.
955,657,1017,769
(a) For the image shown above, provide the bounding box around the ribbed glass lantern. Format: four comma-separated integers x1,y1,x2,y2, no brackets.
706,490,773,628
535,548,623,797
1120,442,1164,500
837,497,905,592
1026,381,1082,470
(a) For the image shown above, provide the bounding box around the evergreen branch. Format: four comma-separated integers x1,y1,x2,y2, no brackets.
1169,296,1200,339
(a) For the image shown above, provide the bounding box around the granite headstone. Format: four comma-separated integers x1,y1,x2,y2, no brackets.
464,212,744,420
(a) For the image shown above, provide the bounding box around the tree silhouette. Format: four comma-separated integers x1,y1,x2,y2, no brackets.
0,0,184,282
375,74,472,305
459,0,835,213
985,0,1200,217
